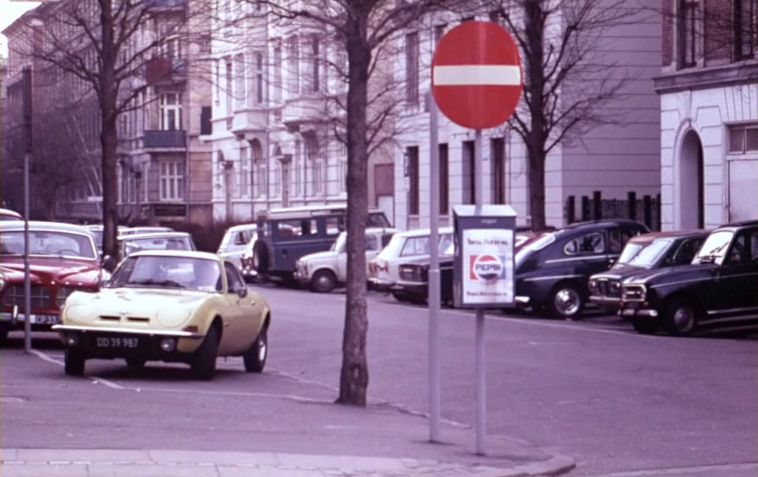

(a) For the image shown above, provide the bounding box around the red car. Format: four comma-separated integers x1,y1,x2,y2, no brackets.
0,221,105,341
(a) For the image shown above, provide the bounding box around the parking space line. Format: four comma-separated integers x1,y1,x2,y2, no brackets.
30,349,126,390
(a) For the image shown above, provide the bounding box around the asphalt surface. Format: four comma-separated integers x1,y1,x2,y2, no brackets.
1,284,756,476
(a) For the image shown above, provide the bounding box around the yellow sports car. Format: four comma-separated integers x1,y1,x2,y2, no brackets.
53,250,271,380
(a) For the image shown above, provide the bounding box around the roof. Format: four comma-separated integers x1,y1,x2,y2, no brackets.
0,208,22,220
628,230,708,243
257,204,385,220
129,250,219,261
225,223,257,232
395,226,454,238
0,220,92,235
118,231,191,240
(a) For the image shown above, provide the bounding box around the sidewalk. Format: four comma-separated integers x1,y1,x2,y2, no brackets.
0,399,574,477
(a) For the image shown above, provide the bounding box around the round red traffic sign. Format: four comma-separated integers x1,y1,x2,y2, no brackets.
431,21,522,130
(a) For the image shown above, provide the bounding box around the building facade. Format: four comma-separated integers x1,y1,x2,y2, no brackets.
655,0,758,229
393,1,663,230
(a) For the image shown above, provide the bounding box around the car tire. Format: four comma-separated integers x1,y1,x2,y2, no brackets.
0,326,9,345
664,298,698,337
191,325,219,380
64,348,85,376
125,357,146,369
391,290,411,302
252,242,269,275
310,270,337,293
547,282,585,320
244,325,268,373
632,318,658,335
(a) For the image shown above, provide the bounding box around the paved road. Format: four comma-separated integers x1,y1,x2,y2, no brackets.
258,285,758,476
2,284,756,477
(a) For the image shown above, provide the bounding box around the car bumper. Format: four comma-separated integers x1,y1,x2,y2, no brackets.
0,309,61,331
368,278,393,292
619,305,659,319
392,280,427,295
53,325,204,359
589,295,621,308
293,269,310,285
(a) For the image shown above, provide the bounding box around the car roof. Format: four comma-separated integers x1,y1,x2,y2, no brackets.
226,223,257,233
552,219,648,238
365,227,400,234
0,208,23,219
258,204,386,220
628,230,709,243
718,220,758,229
118,231,191,240
395,226,454,238
128,250,219,261
0,220,92,235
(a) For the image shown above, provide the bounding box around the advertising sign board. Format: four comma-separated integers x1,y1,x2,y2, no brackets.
461,229,514,306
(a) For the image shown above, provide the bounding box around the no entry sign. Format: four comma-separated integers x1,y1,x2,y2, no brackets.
431,21,522,130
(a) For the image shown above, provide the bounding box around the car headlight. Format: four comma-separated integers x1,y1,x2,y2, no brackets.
588,278,597,291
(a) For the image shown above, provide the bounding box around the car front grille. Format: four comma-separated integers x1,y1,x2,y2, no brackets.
595,280,621,298
1,285,52,309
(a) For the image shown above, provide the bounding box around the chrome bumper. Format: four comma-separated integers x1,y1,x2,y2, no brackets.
52,324,203,338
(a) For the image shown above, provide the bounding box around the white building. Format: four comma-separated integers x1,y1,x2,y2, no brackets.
393,2,663,230
655,0,758,229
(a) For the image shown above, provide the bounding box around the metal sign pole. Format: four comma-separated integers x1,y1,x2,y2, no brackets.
22,67,32,354
428,92,441,442
474,129,486,455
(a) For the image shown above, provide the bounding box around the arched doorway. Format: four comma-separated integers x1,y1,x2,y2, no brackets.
679,130,704,229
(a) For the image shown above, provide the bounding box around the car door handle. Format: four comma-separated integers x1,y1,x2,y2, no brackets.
249,300,256,306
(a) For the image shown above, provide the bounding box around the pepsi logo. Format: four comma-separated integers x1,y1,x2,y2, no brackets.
472,254,503,281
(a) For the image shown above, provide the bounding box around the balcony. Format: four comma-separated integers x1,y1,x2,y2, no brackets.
143,130,186,148
145,57,186,84
146,0,187,11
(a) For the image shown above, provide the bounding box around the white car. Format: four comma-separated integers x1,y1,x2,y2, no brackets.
217,224,257,276
368,227,453,301
294,227,399,293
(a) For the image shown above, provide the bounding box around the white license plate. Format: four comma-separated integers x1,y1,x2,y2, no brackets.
94,336,140,349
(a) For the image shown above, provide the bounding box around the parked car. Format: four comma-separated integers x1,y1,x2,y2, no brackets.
85,224,129,255
588,230,707,311
0,208,22,221
252,205,391,282
217,224,257,276
514,219,649,319
620,221,758,336
53,250,271,379
118,231,196,258
0,221,105,339
294,227,399,293
368,227,454,302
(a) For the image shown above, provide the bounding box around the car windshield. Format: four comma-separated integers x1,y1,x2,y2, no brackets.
0,230,97,259
331,232,347,253
515,232,555,268
625,239,672,268
694,230,734,263
107,255,221,292
399,234,452,257
617,242,646,265
123,236,193,256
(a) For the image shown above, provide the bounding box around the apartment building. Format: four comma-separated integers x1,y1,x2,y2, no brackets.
655,0,758,229
206,2,395,224
394,1,663,230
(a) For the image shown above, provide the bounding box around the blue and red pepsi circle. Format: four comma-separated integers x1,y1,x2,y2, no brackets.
470,254,504,281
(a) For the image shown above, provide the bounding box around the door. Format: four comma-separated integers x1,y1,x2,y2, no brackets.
219,262,255,354
710,227,758,319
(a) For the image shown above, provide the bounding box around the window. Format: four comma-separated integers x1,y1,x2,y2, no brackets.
434,24,446,44
462,140,475,204
310,36,320,92
255,52,264,103
608,229,635,254
564,232,606,255
159,93,182,130
225,58,233,119
160,160,184,200
239,146,249,197
439,143,449,215
678,0,698,67
163,35,181,59
288,36,300,96
491,137,506,204
729,124,758,152
235,53,245,108
273,45,282,103
407,146,419,215
225,262,244,293
276,219,317,238
405,32,419,105
326,217,345,235
735,0,757,59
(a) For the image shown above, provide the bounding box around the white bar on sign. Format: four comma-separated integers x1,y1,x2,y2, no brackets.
433,65,521,86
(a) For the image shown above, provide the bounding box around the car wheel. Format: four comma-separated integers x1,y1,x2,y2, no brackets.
252,242,269,275
632,318,658,335
0,326,9,345
244,325,268,373
64,348,85,376
191,325,219,380
664,299,698,337
391,290,411,302
125,357,146,369
547,282,584,320
310,270,337,293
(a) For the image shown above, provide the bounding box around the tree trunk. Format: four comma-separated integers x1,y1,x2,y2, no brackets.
99,0,120,263
337,5,371,407
524,0,547,230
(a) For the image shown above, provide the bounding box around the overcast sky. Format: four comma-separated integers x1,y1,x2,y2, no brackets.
0,0,40,57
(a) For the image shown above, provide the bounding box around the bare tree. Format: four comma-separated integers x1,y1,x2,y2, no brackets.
484,0,635,229
11,0,212,260
247,0,462,406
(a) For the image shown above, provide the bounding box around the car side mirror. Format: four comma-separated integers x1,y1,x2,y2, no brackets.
237,287,248,298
